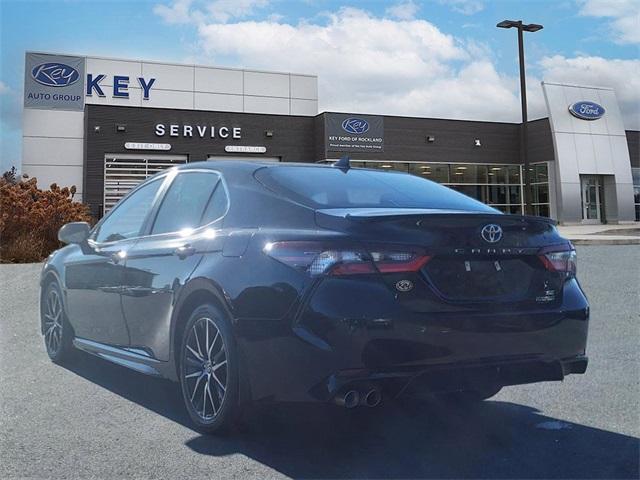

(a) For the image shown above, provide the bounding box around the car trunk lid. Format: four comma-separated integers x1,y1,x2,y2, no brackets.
315,208,567,307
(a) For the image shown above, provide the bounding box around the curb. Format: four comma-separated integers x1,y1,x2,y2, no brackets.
569,238,640,245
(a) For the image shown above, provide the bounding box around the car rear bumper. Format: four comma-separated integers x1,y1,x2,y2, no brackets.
307,354,589,403
237,279,589,403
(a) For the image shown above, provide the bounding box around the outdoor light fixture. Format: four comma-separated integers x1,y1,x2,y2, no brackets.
426,135,435,143
496,20,543,32
474,139,481,147
497,18,544,215
94,126,100,133
116,124,126,132
265,130,274,137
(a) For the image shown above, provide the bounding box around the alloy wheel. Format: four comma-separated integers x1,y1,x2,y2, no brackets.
183,317,228,421
43,288,63,355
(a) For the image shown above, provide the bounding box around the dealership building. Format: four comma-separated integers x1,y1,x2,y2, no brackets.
22,51,640,223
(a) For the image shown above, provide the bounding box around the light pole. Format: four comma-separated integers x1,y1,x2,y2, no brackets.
497,20,543,216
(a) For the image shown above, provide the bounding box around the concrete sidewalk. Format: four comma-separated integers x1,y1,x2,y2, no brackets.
557,223,640,245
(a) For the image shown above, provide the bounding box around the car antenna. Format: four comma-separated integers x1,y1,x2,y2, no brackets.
333,155,351,172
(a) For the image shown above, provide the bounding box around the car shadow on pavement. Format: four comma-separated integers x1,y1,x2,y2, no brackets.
63,351,639,479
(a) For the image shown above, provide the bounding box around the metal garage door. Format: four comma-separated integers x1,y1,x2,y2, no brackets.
103,153,188,214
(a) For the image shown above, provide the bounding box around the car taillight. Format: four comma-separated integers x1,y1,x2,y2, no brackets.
367,247,431,273
538,244,577,276
264,241,431,276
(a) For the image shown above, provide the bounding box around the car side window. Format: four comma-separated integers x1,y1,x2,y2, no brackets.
94,179,163,243
201,181,228,225
151,172,220,235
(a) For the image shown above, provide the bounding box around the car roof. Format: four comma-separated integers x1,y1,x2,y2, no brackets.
173,160,416,177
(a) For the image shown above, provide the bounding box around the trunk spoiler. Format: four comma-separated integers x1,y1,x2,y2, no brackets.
316,208,557,226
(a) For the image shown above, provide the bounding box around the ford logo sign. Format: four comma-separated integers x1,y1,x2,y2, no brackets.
568,101,605,121
341,118,369,135
31,63,80,87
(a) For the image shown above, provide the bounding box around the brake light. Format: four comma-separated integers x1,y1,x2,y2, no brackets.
538,244,577,276
264,241,431,276
368,248,432,273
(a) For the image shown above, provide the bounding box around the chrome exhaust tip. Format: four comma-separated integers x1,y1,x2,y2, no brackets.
364,388,382,407
335,389,360,409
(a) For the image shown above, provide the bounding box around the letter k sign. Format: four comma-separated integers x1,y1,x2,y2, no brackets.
86,74,106,97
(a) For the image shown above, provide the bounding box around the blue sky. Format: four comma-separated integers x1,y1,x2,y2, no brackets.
1,0,639,173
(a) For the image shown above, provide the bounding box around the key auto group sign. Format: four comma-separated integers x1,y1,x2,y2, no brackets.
24,53,86,110
24,52,157,111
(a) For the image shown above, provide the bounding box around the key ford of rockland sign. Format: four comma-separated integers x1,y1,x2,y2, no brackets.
326,113,384,152
24,52,156,111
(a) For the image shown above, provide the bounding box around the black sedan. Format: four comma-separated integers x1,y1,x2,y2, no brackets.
40,160,589,433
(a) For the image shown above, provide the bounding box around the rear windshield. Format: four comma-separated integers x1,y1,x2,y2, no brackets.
256,166,498,212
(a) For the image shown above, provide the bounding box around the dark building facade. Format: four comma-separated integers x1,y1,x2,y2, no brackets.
84,105,563,218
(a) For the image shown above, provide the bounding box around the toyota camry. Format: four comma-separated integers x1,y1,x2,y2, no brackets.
40,160,589,433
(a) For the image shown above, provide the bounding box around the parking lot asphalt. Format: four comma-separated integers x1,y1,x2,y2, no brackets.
1,245,639,479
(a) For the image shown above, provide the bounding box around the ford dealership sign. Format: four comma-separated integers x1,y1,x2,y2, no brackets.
569,101,605,120
341,118,370,135
31,62,80,87
327,114,384,152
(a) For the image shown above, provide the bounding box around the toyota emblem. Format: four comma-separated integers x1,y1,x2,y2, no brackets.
481,224,503,243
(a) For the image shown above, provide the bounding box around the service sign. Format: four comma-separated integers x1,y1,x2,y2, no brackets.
326,113,384,152
568,101,605,120
24,53,85,111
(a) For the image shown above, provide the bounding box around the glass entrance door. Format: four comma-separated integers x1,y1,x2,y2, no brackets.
581,175,601,223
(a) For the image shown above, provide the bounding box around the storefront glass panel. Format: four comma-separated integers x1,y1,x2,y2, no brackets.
632,168,640,221
324,160,550,217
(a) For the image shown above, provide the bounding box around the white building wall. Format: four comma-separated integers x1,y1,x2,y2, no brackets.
542,81,635,223
22,109,85,200
22,52,319,196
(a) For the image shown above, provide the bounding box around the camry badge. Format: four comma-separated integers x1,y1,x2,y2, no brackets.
395,280,414,292
481,224,503,243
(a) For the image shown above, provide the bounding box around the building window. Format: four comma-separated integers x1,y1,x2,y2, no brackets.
530,162,551,218
328,160,551,217
632,167,640,221
103,153,188,215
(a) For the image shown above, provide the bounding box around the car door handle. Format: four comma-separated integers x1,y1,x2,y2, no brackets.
174,245,196,259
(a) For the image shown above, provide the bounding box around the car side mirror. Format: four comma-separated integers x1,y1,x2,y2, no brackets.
58,222,91,244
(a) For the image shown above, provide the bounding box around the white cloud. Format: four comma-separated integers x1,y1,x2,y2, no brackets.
194,7,525,121
438,0,484,15
153,2,640,129
153,0,195,24
0,81,11,95
153,0,269,24
385,1,420,20
539,55,640,129
578,0,640,44
206,0,269,23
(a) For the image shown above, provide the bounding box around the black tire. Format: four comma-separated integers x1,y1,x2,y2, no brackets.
178,303,240,434
41,280,74,363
